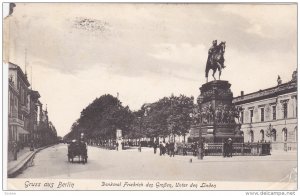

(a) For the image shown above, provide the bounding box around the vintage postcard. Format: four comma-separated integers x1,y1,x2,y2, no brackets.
2,2,298,192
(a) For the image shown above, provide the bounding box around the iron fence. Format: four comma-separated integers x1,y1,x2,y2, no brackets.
176,142,271,156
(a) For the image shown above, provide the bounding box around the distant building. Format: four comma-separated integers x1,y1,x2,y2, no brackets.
28,89,40,144
233,70,297,151
8,62,58,161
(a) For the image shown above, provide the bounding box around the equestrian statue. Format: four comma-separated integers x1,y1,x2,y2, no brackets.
205,40,226,82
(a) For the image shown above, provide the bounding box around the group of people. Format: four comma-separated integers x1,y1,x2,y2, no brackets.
152,141,178,157
136,138,234,158
115,142,125,151
153,140,205,158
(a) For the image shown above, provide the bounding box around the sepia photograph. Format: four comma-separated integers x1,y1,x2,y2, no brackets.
2,2,298,191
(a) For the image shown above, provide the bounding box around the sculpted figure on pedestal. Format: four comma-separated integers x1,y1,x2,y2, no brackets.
205,40,226,82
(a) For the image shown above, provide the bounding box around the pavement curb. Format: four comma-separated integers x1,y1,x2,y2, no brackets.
7,145,54,178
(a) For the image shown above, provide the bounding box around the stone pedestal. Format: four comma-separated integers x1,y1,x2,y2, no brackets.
196,80,243,143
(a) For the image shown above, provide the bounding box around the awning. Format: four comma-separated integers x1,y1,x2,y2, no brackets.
17,126,29,134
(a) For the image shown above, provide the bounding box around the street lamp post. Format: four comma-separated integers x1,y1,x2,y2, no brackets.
137,116,142,150
190,111,203,160
170,95,175,143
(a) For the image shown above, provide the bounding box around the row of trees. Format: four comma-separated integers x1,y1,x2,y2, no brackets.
64,94,194,142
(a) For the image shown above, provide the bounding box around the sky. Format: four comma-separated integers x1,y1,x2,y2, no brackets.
5,3,297,137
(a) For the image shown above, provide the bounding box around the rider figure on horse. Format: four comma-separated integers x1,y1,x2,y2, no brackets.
207,40,225,69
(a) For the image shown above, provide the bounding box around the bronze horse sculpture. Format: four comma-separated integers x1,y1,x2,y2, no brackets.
205,41,226,82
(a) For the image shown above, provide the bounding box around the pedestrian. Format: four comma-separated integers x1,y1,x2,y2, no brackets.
193,142,197,156
13,141,18,160
227,138,233,157
169,142,175,157
198,140,204,160
153,141,158,154
162,141,166,155
174,142,178,155
30,140,34,151
166,142,169,155
116,142,119,151
138,142,142,152
159,142,163,156
183,143,187,156
223,139,228,157
204,142,208,156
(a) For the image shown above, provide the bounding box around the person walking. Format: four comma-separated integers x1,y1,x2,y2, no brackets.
227,138,233,157
223,139,228,157
153,141,158,154
159,142,163,156
166,142,170,155
174,142,178,155
192,142,197,156
169,142,175,157
162,141,166,155
198,140,204,160
116,142,119,151
183,143,187,156
204,142,208,156
138,142,142,152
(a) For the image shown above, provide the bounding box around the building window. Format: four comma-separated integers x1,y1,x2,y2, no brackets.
272,105,276,120
271,129,277,142
283,103,288,119
260,108,264,122
250,130,254,143
260,130,264,142
282,128,287,142
240,111,244,123
250,110,253,123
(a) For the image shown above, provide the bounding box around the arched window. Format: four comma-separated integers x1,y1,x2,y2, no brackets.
282,128,287,142
271,129,277,142
260,130,265,142
250,130,254,143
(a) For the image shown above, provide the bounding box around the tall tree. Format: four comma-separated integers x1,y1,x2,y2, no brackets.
65,94,133,141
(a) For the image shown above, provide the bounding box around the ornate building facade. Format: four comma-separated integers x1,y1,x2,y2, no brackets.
233,70,297,151
8,62,31,146
8,62,58,161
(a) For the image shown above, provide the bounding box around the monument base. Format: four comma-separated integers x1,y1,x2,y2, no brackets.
193,80,244,143
189,125,244,143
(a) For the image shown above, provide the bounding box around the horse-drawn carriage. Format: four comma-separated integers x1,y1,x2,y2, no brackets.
67,140,88,163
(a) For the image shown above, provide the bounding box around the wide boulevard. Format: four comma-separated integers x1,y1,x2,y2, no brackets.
17,144,297,183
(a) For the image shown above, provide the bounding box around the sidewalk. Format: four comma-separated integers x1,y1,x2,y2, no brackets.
7,145,53,178
8,146,33,162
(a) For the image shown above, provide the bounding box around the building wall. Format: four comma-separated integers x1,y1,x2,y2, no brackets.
235,90,297,151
